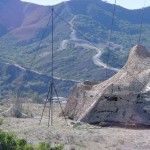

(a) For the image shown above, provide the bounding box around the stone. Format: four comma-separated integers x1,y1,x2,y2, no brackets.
63,45,150,127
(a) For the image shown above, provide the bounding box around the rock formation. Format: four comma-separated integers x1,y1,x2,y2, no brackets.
64,45,150,127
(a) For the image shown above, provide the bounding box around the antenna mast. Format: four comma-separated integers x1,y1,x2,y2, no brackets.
39,7,54,126
39,7,68,126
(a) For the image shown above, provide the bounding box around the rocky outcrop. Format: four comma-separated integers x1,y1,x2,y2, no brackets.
64,45,150,127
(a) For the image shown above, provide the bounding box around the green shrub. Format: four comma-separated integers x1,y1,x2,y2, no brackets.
31,93,43,104
0,118,3,126
0,102,4,105
35,142,64,150
50,144,64,150
0,132,17,150
35,142,51,150
0,130,64,150
23,144,34,150
0,120,64,150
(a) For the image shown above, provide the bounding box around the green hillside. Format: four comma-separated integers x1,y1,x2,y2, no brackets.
0,0,150,97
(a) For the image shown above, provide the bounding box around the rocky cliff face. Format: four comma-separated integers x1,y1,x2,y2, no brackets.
64,45,150,126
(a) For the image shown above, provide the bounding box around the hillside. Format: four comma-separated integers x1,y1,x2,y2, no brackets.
0,0,150,97
0,62,75,99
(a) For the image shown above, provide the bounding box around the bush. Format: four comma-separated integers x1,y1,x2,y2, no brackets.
35,142,64,150
0,132,32,150
0,118,3,126
31,93,43,104
36,142,51,150
0,119,64,150
0,131,63,150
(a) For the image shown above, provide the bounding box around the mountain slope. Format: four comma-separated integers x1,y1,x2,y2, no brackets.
0,0,150,98
0,62,76,99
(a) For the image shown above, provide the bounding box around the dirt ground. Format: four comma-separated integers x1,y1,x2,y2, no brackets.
1,103,150,150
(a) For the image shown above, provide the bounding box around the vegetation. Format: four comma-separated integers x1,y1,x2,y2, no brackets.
36,142,64,150
0,63,75,99
0,118,64,150
0,0,150,97
100,47,128,68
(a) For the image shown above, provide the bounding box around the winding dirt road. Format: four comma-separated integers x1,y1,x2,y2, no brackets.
58,16,119,72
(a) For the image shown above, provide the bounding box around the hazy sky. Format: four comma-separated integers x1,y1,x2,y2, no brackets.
21,0,70,6
21,0,150,9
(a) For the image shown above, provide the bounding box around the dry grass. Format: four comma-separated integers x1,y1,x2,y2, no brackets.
1,103,150,150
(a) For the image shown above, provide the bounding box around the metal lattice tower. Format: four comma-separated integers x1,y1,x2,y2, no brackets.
39,7,68,126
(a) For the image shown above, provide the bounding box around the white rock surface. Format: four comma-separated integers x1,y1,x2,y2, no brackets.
64,45,150,126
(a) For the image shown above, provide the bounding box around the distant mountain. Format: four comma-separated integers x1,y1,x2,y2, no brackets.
0,0,150,98
0,0,51,37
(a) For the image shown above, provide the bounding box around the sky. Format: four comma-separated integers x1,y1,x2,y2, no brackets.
21,0,150,9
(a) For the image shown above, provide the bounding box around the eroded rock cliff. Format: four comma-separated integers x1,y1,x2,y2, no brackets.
64,45,150,126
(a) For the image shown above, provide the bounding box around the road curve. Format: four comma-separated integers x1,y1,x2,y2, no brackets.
58,16,120,72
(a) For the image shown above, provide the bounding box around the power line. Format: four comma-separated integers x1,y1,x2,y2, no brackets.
53,11,112,66
11,12,53,119
29,14,53,69
108,0,117,47
54,11,102,50
138,0,147,44
106,0,117,79
39,7,69,126
15,12,52,98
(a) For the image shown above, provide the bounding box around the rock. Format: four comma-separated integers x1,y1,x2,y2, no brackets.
73,121,84,128
63,45,150,127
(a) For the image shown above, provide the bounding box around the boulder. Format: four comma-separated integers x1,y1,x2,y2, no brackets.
64,45,150,127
